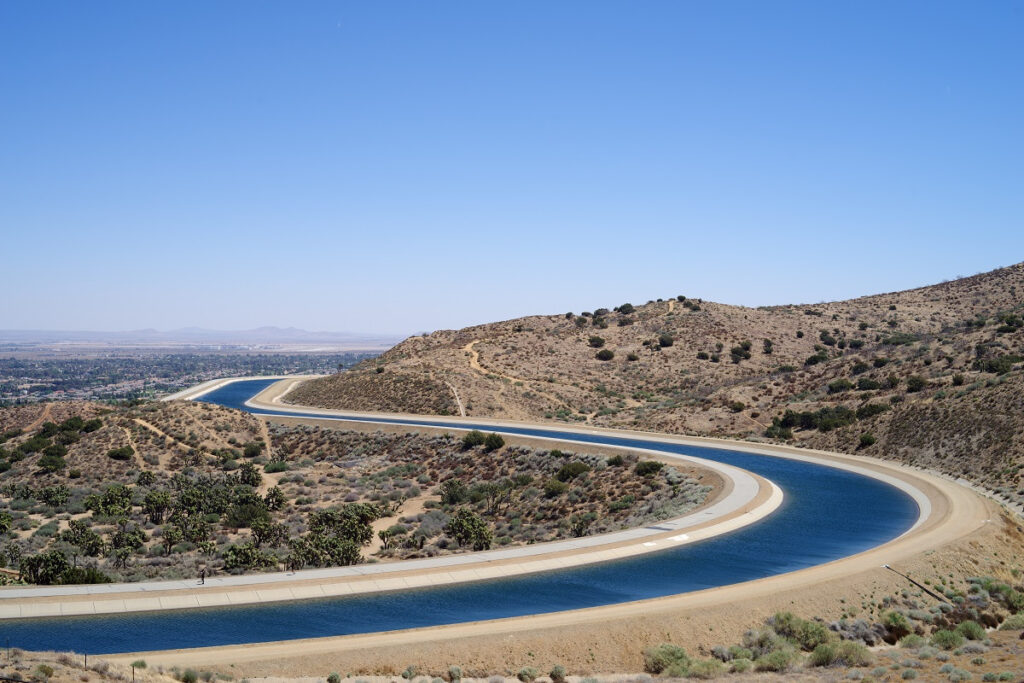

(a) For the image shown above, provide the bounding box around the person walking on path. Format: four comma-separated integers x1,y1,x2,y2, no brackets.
199,568,206,585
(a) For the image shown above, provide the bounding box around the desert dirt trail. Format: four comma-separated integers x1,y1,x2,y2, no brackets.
443,380,466,417
119,424,145,470
132,418,191,470
463,340,593,418
101,378,1004,677
24,403,52,432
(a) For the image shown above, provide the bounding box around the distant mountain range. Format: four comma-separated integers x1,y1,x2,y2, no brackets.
0,327,402,347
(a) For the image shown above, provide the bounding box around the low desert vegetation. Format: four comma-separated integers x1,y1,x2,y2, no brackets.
0,404,712,583
287,263,1024,509
631,575,1024,680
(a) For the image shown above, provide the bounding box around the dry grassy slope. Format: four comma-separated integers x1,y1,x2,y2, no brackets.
0,401,264,489
291,262,1024,500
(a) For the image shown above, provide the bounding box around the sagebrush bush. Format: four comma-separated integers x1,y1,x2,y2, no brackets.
754,646,799,672
730,658,752,673
685,658,724,678
516,667,537,682
998,614,1024,630
899,634,926,648
770,611,831,651
643,643,691,674
956,620,985,640
809,643,838,667
931,629,964,650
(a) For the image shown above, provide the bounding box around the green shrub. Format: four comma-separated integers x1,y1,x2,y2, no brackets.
882,611,911,639
516,667,538,682
588,336,605,348
181,671,198,683
899,634,926,648
106,446,134,461
974,355,1021,375
931,629,964,650
402,665,418,680
754,646,799,672
448,666,462,682
903,669,918,679
38,453,66,473
328,674,341,683
771,612,831,651
461,430,486,448
805,350,830,366
906,375,926,392
998,614,1024,630
685,658,724,679
264,460,288,473
730,658,752,673
856,403,889,419
955,620,985,640
697,351,710,360
595,349,614,361
730,345,752,363
833,641,872,667
635,460,664,477
809,643,838,667
483,433,504,452
439,478,469,505
828,379,854,394
857,377,881,391
859,433,877,448
556,461,591,482
883,332,920,346
543,479,568,497
742,626,789,659
549,665,566,683
643,643,691,674
727,645,753,661
606,454,624,467
658,334,674,348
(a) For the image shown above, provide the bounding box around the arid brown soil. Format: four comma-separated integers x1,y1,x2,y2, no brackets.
291,263,1024,506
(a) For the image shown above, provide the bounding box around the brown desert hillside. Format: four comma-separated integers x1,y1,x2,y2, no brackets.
290,262,1024,502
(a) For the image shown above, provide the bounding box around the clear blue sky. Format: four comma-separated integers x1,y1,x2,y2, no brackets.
2,2,1022,336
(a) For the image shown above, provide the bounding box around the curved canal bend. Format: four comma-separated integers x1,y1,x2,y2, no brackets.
5,378,919,654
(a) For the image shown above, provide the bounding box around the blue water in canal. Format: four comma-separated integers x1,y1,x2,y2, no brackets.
3,378,919,653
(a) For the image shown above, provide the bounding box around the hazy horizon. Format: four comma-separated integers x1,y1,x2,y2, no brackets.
0,259,1019,339
3,2,1022,335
